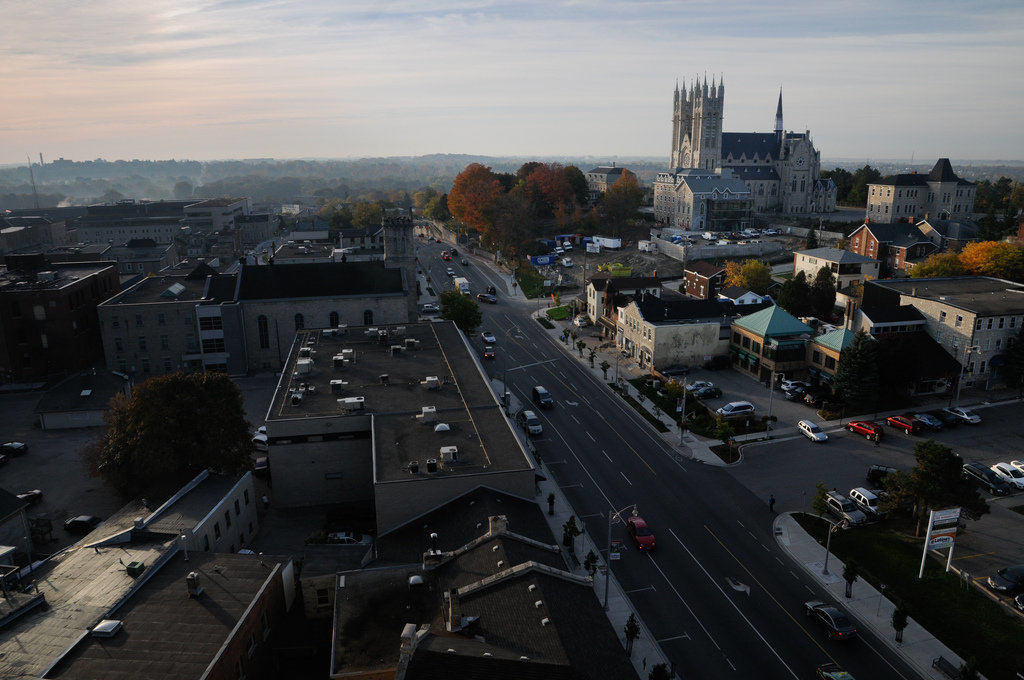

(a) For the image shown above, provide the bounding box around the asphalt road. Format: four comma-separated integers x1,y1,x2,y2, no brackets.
417,239,920,680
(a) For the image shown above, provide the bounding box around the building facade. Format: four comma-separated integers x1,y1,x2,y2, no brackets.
616,298,747,371
865,159,975,222
793,247,880,288
656,79,835,227
183,198,251,232
729,305,814,382
847,221,937,276
683,261,726,299
585,165,628,200
653,168,753,231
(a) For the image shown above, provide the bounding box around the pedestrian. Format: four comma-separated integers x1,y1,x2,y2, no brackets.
261,494,269,510
873,433,880,447
768,494,776,513
642,657,647,670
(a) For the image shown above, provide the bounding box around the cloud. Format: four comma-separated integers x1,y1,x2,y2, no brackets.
0,0,1021,161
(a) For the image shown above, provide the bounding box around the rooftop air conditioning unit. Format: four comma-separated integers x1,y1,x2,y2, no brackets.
426,458,438,474
390,345,403,356
186,571,203,597
439,446,458,463
295,358,313,374
290,391,303,406
332,354,346,370
298,347,312,358
379,374,390,385
330,379,347,395
341,349,355,361
338,396,365,411
322,328,335,337
404,338,420,350
417,406,437,423
422,376,440,390
37,270,57,282
408,461,420,474
393,326,406,335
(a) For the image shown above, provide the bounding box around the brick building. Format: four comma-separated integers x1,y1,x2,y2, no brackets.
0,255,119,382
683,261,727,299
847,221,937,276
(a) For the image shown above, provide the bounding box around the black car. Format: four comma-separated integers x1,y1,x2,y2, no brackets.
450,247,458,256
0,442,27,456
783,386,806,402
64,515,102,534
962,462,1012,496
988,565,1024,594
803,391,825,407
866,464,899,486
693,385,722,399
804,601,858,640
909,412,943,431
486,285,497,296
476,293,497,304
532,385,554,408
927,409,959,428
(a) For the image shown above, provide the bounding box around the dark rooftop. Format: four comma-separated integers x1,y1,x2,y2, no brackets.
632,297,737,324
928,158,973,185
721,132,778,161
46,552,286,680
185,197,247,208
589,275,660,293
101,273,212,305
684,261,726,277
0,261,115,293
236,261,404,300
274,242,336,260
267,322,532,483
144,472,246,536
876,173,929,187
869,277,1024,316
857,222,931,247
34,369,127,415
859,305,926,324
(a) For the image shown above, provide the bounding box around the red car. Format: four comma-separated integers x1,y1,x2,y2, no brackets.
886,415,917,434
441,251,451,261
627,515,656,551
847,420,883,440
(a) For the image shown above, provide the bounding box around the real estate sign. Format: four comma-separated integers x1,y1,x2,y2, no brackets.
919,507,961,578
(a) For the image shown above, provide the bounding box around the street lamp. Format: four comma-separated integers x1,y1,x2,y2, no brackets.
765,371,784,435
822,518,848,576
953,345,983,407
604,504,638,609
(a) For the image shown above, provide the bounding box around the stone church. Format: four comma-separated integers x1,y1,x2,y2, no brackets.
654,77,836,230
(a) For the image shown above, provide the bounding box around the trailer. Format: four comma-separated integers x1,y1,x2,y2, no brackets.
453,277,470,295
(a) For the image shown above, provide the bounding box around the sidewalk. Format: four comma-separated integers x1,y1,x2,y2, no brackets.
494,379,675,679
774,512,975,680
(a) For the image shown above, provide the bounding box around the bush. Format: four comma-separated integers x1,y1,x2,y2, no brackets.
536,317,554,329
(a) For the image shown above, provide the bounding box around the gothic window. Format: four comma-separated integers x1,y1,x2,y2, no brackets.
800,180,805,192
257,316,269,349
329,311,339,328
294,313,305,331
758,185,764,196
791,180,797,192
364,309,373,325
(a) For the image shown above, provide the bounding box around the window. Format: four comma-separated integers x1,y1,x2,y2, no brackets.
163,357,173,372
115,338,124,351
135,314,143,327
955,316,962,328
329,311,340,328
979,361,986,374
824,356,836,370
976,318,983,330
10,301,21,317
363,309,373,325
235,660,245,680
939,311,946,323
141,358,150,373
202,338,226,353
160,334,169,349
244,489,250,505
203,534,210,551
157,312,166,325
1012,317,1017,329
999,317,1005,329
224,510,232,528
118,359,128,372
988,318,993,329
732,332,740,344
33,304,45,320
234,499,241,516
812,350,822,365
199,316,223,331
214,522,221,539
742,336,750,349
316,589,330,607
257,315,269,349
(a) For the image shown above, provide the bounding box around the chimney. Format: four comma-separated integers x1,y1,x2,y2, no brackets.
487,515,508,535
445,590,462,631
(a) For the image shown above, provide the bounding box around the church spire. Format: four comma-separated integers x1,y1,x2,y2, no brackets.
775,86,784,133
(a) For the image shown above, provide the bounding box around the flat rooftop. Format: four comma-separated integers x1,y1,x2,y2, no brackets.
186,198,246,209
267,322,532,483
874,277,1024,316
34,369,127,415
101,273,210,305
145,473,243,536
274,242,335,259
0,262,113,292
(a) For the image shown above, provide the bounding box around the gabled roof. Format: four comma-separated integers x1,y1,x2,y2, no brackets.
917,218,979,240
857,222,930,248
721,133,778,161
734,305,813,338
796,247,876,264
813,328,857,352
928,158,973,185
718,285,755,299
685,261,726,278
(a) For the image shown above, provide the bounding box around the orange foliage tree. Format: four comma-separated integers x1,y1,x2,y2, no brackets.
447,163,503,232
524,163,574,217
958,241,1024,280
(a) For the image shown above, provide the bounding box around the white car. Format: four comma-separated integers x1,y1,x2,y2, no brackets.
573,315,590,327
562,241,573,250
446,267,455,277
685,380,714,392
1011,460,1024,475
798,420,828,443
480,331,497,344
779,379,810,392
991,463,1024,489
421,303,440,314
942,406,981,424
554,246,564,255
251,433,268,451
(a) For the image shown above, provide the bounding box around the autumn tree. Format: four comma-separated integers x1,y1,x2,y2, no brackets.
412,187,438,210
910,251,966,279
958,241,1024,281
516,161,544,182
602,171,643,230
562,165,590,205
351,200,384,229
83,372,253,495
448,163,504,232
724,259,772,295
524,163,574,218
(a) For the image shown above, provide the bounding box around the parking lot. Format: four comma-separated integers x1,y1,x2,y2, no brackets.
680,366,818,430
730,401,1024,584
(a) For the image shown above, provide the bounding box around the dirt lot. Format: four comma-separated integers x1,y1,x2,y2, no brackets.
533,243,687,291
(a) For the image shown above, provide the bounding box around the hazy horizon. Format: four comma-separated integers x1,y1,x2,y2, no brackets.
2,0,1022,164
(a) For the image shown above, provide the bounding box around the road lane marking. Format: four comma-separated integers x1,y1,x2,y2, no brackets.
643,554,726,655
587,432,596,441
571,414,581,424
603,451,613,462
558,483,583,489
625,585,657,594
620,472,632,486
656,633,690,642
669,528,804,679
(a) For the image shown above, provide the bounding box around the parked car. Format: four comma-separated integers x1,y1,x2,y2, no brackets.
986,565,1024,594
825,491,867,524
516,409,543,436
482,346,495,360
421,303,440,314
1011,460,1024,475
64,515,102,534
17,489,43,506
962,462,1012,495
910,412,943,431
803,391,825,408
991,463,1024,489
804,601,858,640
943,406,981,425
927,409,959,428
716,401,755,418
253,456,269,478
476,293,497,304
778,379,810,392
847,420,883,440
783,386,806,401
626,515,656,551
480,331,497,344
532,385,554,408
573,315,590,327
885,415,918,434
251,433,268,452
685,380,714,392
816,662,855,680
798,420,828,442
693,385,722,399
866,464,899,486
848,488,883,518
0,442,27,456
327,531,372,545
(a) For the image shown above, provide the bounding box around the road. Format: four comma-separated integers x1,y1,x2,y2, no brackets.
417,238,920,680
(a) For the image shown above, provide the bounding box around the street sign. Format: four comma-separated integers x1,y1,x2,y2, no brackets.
920,507,962,577
610,540,622,561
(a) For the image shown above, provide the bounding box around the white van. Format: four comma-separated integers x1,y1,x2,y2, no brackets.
849,488,882,517
716,401,755,418
826,491,867,524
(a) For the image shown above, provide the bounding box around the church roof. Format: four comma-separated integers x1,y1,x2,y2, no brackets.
727,166,780,182
721,133,778,161
677,171,751,196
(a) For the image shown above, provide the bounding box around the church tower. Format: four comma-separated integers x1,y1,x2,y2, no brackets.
774,87,784,138
382,213,419,322
670,76,723,170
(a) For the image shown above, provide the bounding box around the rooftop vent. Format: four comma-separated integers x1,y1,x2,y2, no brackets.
125,560,146,578
534,600,544,608
91,619,123,638
295,358,313,375
421,376,440,390
439,446,458,464
290,391,304,406
186,571,203,598
379,374,390,385
528,584,537,592
447,649,456,654
298,346,313,358
338,396,365,411
433,423,450,433
496,560,504,568
426,458,438,474
408,574,424,586
390,344,403,356
404,338,420,350
330,379,348,394
408,460,420,474
483,652,492,657
417,406,437,423
80,389,92,397
37,270,58,282
540,618,551,626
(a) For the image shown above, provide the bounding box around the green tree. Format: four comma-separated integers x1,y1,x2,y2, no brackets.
423,193,450,222
832,330,879,412
891,608,908,643
902,440,988,535
439,289,482,332
576,340,586,357
811,481,829,517
412,187,438,210
624,612,640,655
351,200,384,228
805,225,819,249
821,168,853,203
583,549,599,577
842,561,858,598
600,360,611,379
848,165,882,206
562,515,582,553
810,266,837,318
649,663,671,680
82,372,252,495
775,270,813,317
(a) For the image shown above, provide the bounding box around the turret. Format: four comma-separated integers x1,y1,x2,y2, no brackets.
774,87,784,134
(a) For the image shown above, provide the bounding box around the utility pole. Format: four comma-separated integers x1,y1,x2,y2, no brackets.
604,504,637,609
953,345,981,407
766,371,779,435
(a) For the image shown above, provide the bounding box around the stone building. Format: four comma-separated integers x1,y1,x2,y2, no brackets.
865,159,975,223
655,79,835,228
793,247,880,289
585,165,629,200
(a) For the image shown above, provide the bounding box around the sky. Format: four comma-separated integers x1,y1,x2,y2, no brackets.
1,0,1022,164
